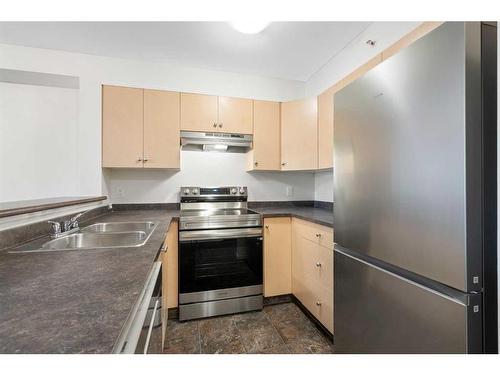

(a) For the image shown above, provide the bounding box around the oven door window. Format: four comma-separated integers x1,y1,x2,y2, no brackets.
179,237,263,294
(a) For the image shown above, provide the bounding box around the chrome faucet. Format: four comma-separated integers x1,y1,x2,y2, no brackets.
48,209,93,238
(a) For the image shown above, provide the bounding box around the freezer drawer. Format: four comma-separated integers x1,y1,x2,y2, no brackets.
334,248,482,354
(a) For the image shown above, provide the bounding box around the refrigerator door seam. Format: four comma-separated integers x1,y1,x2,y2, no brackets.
335,247,467,306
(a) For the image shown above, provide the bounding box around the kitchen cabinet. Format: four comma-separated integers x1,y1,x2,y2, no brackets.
165,220,178,309
102,85,180,169
317,88,334,169
247,100,281,171
180,93,253,134
161,219,178,349
281,97,318,170
102,85,144,168
218,96,253,134
263,217,292,297
143,89,180,169
180,93,218,132
292,218,334,333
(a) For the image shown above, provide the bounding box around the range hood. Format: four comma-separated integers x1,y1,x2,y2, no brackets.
180,131,253,153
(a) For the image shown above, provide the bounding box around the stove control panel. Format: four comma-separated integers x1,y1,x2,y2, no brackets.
180,186,247,198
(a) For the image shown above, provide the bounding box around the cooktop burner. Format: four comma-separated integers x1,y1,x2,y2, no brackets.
180,209,259,217
179,186,261,230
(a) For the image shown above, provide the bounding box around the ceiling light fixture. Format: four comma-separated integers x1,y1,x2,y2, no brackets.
230,21,270,34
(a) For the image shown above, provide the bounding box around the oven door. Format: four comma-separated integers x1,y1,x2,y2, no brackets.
179,227,263,299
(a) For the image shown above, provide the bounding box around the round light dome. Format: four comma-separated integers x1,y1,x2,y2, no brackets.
230,21,270,34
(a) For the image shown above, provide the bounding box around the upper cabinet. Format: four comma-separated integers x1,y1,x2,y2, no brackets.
318,88,334,169
102,85,180,169
247,100,281,171
180,93,218,132
180,93,253,134
218,96,253,134
143,89,181,169
102,85,144,168
281,97,318,171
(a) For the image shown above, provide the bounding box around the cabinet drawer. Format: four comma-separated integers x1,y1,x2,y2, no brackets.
292,272,333,333
293,218,334,250
292,236,333,289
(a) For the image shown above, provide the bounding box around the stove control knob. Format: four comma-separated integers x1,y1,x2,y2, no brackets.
239,187,245,194
230,187,237,195
183,188,190,195
192,188,199,195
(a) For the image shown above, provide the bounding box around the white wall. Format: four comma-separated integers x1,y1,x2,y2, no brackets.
0,82,79,202
0,43,306,201
314,170,334,203
108,151,315,203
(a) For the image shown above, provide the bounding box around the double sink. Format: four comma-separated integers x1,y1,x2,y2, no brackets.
14,222,158,253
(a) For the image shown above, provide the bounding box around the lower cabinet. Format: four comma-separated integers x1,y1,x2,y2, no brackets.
263,217,292,297
160,219,179,349
291,218,334,333
262,216,334,333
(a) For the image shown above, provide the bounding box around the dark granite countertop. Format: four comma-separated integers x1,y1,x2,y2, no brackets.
0,209,178,354
0,204,331,354
251,206,333,228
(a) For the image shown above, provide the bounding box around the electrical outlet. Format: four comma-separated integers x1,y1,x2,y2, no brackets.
117,188,125,198
286,186,294,197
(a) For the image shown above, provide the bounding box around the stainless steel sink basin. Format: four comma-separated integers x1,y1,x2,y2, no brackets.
42,232,147,251
10,221,159,253
81,221,157,234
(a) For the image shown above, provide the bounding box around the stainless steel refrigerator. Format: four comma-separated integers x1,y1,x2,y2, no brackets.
333,22,497,354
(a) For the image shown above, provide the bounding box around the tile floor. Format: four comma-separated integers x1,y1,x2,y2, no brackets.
161,302,334,354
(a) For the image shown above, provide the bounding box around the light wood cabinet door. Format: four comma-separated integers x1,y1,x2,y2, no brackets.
318,89,334,169
143,89,180,169
160,242,168,350
263,217,291,297
180,93,218,132
218,96,253,134
281,97,318,170
102,85,144,168
165,220,178,309
247,100,281,171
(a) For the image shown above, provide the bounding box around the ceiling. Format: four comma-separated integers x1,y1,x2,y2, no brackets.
0,22,373,81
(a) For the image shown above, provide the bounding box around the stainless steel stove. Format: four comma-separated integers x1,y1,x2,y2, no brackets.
178,186,263,321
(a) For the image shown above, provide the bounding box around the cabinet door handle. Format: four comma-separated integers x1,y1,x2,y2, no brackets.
254,161,258,166
218,123,223,128
137,157,143,162
213,123,217,128
316,262,322,267
143,157,149,162
316,301,322,306
315,233,322,238
265,225,269,229
281,162,286,166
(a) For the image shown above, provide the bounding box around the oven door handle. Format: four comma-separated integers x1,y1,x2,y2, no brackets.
179,227,262,242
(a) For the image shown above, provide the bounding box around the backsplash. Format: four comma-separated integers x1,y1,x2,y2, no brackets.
105,151,316,204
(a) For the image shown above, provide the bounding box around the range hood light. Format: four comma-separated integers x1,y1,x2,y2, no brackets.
203,144,228,152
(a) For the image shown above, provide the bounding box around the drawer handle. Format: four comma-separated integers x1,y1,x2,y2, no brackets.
315,262,322,267
315,233,322,238
316,301,322,306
